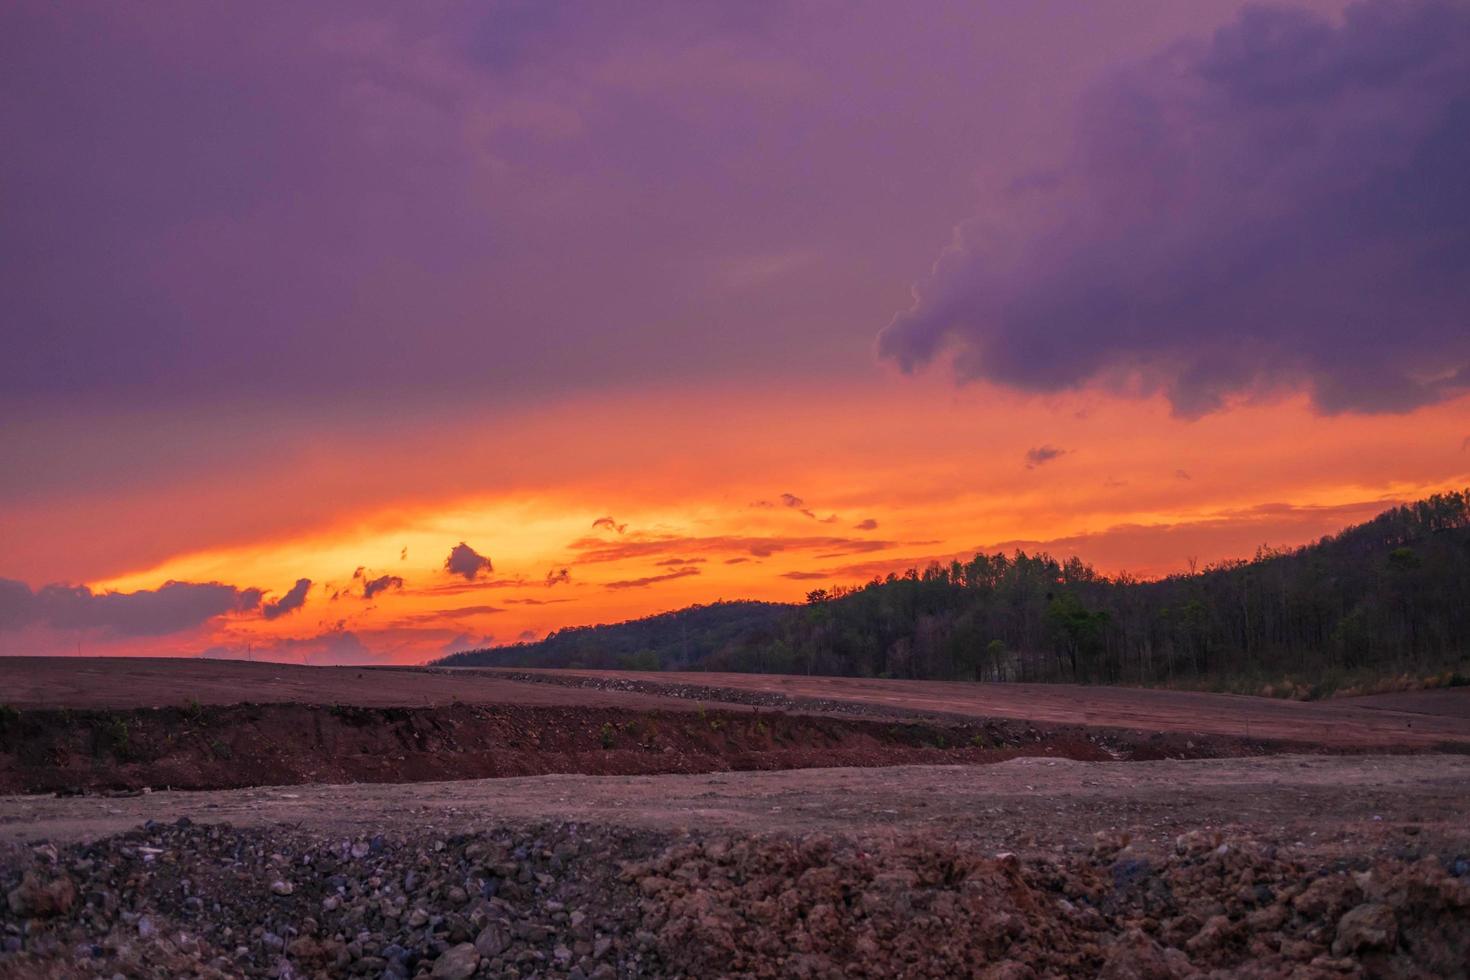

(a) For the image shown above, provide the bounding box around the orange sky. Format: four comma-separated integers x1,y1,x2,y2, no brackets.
5,378,1464,663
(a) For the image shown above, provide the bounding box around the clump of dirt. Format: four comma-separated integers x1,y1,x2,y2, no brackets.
631,832,1470,978
0,702,1251,795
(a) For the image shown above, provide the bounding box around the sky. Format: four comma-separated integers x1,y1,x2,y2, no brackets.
3,0,1468,664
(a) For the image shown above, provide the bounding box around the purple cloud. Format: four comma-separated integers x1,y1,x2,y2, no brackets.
262,578,312,620
879,0,1470,416
0,578,261,636
352,567,404,600
445,542,494,581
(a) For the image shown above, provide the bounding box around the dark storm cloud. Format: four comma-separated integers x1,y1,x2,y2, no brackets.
261,578,311,620
879,0,1470,417
444,542,494,581
0,578,261,636
1025,446,1067,469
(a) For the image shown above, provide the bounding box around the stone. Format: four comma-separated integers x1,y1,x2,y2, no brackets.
430,942,480,979
474,920,510,958
270,880,295,896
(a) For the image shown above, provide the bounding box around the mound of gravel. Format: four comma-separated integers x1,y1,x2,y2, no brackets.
3,820,1468,978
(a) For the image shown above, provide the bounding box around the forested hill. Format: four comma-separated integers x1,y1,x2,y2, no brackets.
434,601,792,671
434,491,1470,691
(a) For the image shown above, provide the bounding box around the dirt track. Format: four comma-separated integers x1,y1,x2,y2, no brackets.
4,753,1467,853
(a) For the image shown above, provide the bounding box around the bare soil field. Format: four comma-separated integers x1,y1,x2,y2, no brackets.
458,667,1470,749
0,658,691,712
2,757,1468,978
3,659,1469,977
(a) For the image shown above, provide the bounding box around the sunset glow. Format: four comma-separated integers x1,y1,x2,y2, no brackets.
4,0,1468,664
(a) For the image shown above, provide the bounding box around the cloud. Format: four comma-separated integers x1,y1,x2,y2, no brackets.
261,578,312,620
544,567,571,586
441,632,495,655
654,557,707,566
0,578,261,636
604,567,702,590
854,518,879,531
879,0,1470,417
1175,469,1193,481
391,603,504,626
1024,445,1067,469
592,516,628,534
780,571,830,581
566,533,896,564
724,557,751,565
516,629,539,642
444,542,494,580
353,567,404,600
200,626,387,666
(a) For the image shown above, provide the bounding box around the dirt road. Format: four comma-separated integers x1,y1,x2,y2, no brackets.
4,753,1466,855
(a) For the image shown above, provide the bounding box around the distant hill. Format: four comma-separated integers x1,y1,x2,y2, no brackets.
433,491,1470,694
434,600,792,671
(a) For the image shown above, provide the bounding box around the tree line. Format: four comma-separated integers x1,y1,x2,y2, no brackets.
436,491,1470,691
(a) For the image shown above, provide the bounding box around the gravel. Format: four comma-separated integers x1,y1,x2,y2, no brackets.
4,817,1469,978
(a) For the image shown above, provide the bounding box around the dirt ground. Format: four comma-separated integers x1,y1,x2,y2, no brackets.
457,667,1470,748
4,660,1470,977
3,753,1467,854
0,658,698,712
6,657,1467,749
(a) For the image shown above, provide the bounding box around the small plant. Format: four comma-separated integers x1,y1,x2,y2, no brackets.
599,722,616,749
754,719,768,736
94,714,132,759
708,717,725,732
934,733,948,750
210,738,232,760
969,733,987,748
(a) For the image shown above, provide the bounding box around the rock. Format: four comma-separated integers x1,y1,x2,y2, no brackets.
270,880,295,896
1332,903,1397,956
137,916,157,940
430,942,480,979
6,873,77,918
474,921,510,958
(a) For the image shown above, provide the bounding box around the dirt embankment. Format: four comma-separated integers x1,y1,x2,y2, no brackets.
0,700,1303,795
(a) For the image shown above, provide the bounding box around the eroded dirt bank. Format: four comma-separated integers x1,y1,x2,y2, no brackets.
0,701,1296,795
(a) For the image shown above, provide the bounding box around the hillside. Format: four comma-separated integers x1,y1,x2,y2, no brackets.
434,491,1470,692
435,600,791,671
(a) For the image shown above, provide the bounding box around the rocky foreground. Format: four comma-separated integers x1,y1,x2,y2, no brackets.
3,817,1468,979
